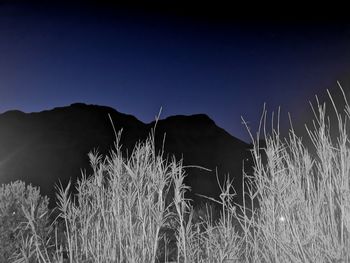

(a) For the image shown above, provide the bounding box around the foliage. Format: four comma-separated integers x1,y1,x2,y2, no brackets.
0,180,50,262
238,84,350,262
4,83,350,262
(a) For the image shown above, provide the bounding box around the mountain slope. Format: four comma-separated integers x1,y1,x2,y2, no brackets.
0,103,252,208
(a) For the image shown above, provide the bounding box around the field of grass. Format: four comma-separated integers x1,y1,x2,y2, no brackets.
1,85,350,262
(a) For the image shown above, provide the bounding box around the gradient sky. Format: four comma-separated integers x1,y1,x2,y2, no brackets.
1,1,350,142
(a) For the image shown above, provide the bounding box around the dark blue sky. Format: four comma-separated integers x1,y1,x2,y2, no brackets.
1,1,350,142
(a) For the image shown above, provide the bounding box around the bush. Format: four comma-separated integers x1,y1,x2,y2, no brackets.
0,180,50,262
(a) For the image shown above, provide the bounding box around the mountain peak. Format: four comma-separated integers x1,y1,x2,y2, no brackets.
2,109,25,116
0,103,252,208
163,113,214,122
70,102,88,108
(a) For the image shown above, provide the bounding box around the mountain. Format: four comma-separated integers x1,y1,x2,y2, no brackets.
0,103,253,208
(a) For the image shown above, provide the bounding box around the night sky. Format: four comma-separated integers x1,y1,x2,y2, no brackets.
1,1,350,142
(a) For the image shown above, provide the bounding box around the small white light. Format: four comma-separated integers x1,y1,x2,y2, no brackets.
279,215,286,222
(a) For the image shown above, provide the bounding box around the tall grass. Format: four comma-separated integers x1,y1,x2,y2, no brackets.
238,84,350,262
9,83,350,262
54,127,182,262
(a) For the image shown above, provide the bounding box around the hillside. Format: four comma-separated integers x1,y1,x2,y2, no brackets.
0,103,253,208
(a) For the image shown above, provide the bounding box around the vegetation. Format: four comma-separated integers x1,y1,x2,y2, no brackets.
1,84,350,262
0,180,51,262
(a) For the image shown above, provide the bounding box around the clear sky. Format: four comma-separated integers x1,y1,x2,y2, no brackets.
1,1,350,142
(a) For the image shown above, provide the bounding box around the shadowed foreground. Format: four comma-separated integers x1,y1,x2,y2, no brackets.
1,85,350,262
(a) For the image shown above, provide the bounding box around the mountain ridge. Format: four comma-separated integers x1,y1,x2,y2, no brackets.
0,103,253,208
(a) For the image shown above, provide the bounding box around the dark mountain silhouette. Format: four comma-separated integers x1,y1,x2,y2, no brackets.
0,103,254,208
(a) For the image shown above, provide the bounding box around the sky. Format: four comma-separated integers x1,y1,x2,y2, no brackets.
1,1,350,142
